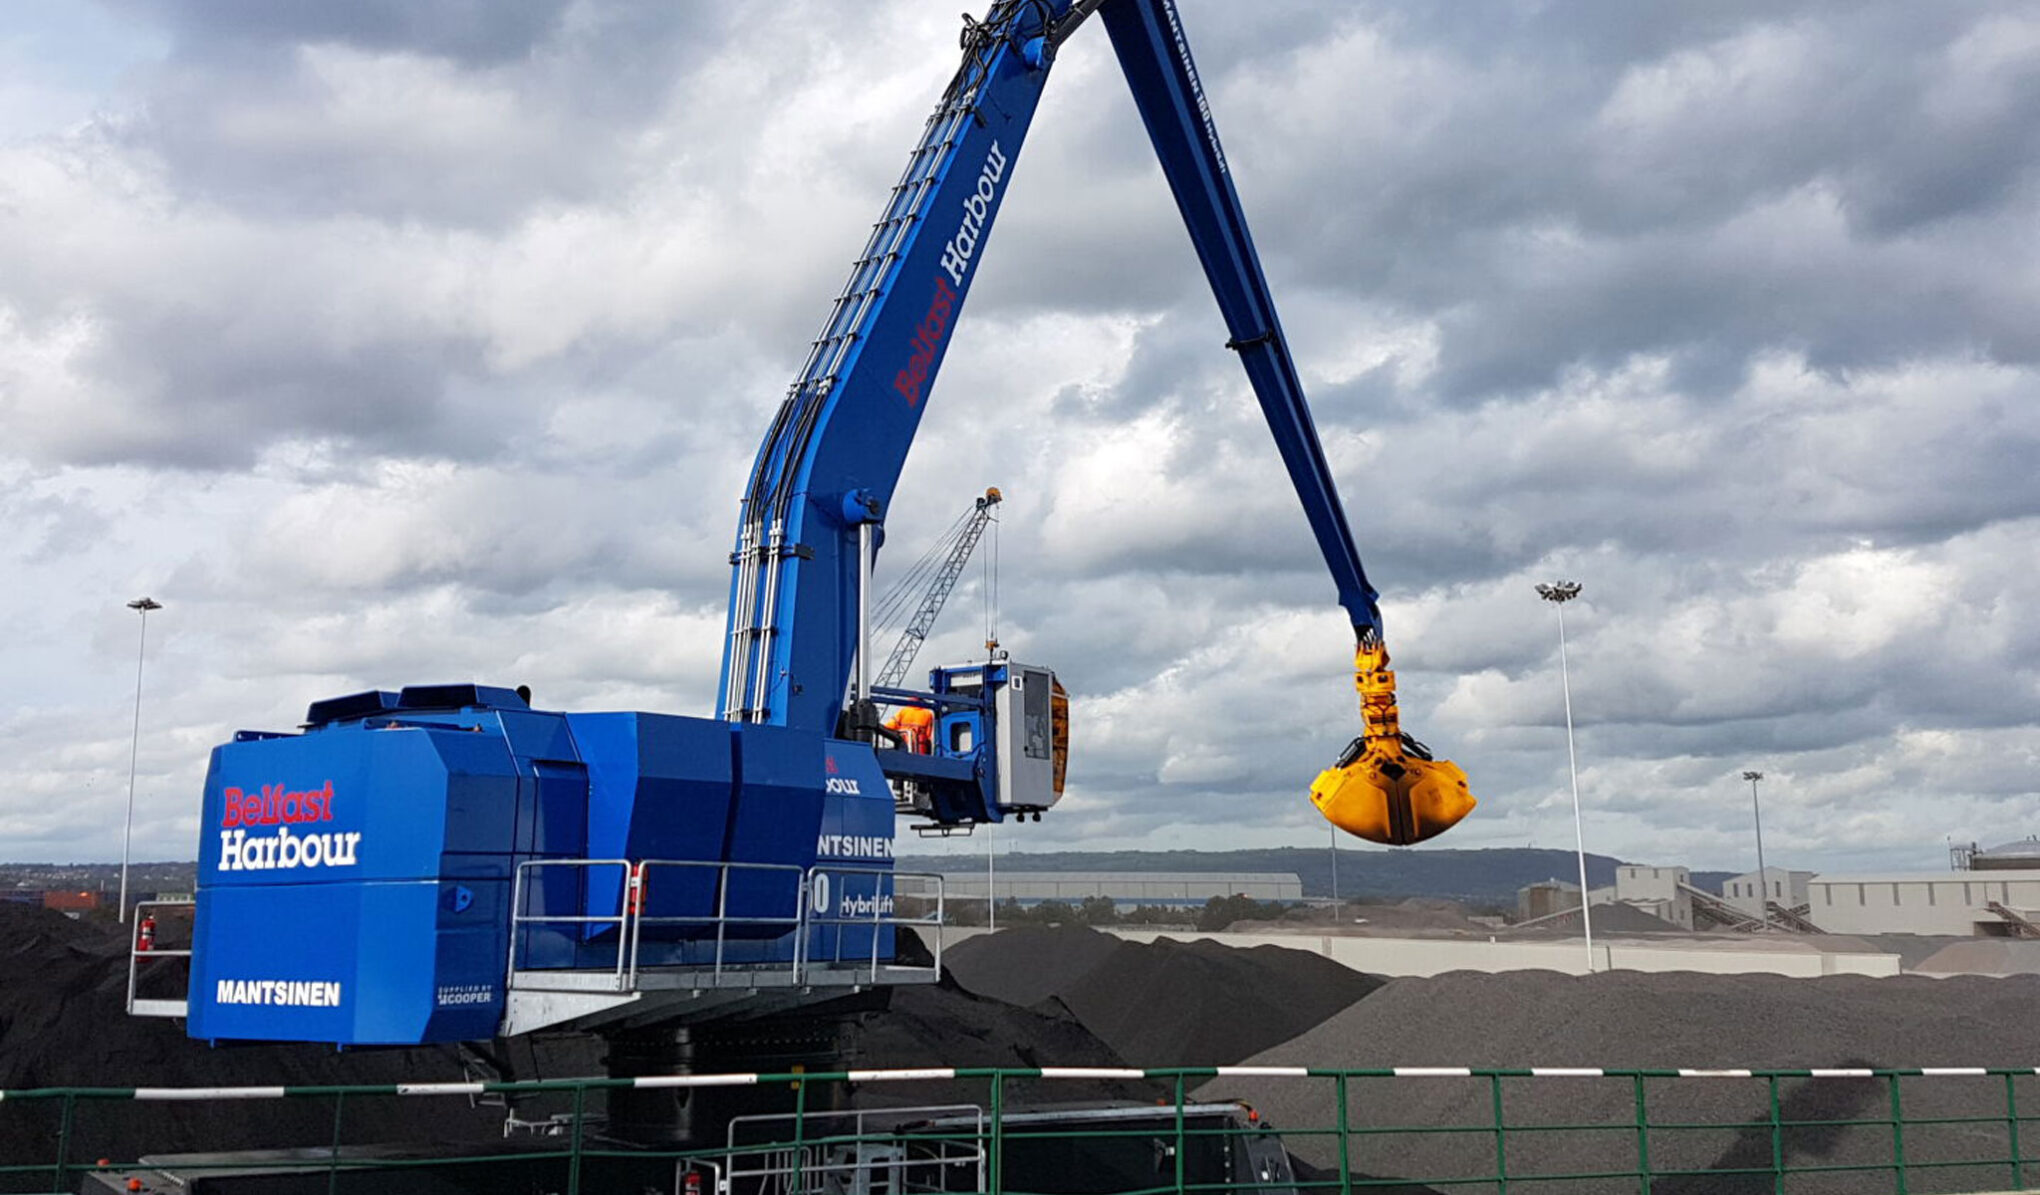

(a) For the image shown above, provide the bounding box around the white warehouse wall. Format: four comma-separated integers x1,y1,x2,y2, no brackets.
1723,868,1815,918
1808,871,2040,935
1099,929,1899,978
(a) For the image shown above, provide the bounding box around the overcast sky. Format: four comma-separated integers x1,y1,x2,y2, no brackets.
3,1,2035,878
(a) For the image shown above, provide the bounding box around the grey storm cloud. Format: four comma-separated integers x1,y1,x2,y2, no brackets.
96,1,741,227
1172,1,2040,399
99,0,582,64
0,0,2035,873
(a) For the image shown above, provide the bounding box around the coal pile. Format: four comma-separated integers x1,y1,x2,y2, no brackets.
0,904,506,1181
941,925,1128,1008
945,926,1384,1067
1202,968,2040,1194
851,976,1164,1106
33,903,2040,1195
0,908,1157,1178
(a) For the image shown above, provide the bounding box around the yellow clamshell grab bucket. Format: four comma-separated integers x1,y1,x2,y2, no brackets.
1311,635,1475,845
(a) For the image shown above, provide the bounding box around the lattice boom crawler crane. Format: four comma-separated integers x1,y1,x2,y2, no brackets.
158,0,1475,1068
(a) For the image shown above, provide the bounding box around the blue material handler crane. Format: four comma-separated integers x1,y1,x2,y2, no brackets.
157,0,1477,1088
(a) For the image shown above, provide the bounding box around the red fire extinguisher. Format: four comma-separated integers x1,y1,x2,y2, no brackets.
137,914,156,953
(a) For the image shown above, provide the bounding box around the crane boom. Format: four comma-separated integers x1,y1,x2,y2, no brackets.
1098,1,1381,635
1094,2,1474,844
874,488,1003,692
716,4,1049,730
716,0,1473,844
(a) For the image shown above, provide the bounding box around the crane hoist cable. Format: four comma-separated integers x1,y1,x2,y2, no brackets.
872,506,975,640
983,502,1000,656
873,487,1003,691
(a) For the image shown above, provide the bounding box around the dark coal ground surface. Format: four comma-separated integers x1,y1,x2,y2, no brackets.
943,926,1386,1067
1202,968,2040,1195
32,909,2040,1195
0,903,522,1184
0,908,1157,1181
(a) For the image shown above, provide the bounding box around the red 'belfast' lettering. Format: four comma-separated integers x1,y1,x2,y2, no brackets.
221,780,335,827
893,275,958,407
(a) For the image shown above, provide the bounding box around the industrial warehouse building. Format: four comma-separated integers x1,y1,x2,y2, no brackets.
1517,865,1701,930
1808,870,2040,936
935,871,1303,908
934,851,2040,936
1721,867,1814,919
1512,864,2040,939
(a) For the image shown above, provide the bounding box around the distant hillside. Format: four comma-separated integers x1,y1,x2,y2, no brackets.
901,846,1734,908
1,861,195,896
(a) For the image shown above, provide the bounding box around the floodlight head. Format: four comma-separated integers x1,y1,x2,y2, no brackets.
1742,770,1764,782
127,596,163,613
1535,581,1582,603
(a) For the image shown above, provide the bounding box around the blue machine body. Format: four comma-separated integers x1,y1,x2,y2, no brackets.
186,0,1392,1048
187,686,895,1046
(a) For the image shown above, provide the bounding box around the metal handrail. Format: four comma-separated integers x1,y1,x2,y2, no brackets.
802,867,945,982
628,858,807,989
507,856,944,994
124,897,196,1016
508,858,634,990
723,1104,987,1195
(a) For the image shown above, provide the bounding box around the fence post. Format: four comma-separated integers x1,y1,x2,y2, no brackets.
1490,1073,1509,1195
328,1090,346,1195
1888,1073,1909,1195
1632,1074,1652,1195
1336,1073,1352,1195
568,1082,586,1195
990,1072,1006,1195
1174,1074,1188,1195
2006,1071,2025,1192
53,1092,76,1191
1767,1075,1783,1194
792,1070,810,1195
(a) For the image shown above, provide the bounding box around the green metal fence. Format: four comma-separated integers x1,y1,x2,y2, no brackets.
5,1065,2039,1195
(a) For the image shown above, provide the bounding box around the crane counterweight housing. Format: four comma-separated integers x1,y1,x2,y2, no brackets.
189,685,895,1045
161,0,1475,1054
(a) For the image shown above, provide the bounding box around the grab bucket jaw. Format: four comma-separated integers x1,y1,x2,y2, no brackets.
1309,638,1475,846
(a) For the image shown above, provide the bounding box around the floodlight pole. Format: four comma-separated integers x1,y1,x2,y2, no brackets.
119,596,163,925
1743,770,1770,930
1329,819,1340,909
1536,581,1593,973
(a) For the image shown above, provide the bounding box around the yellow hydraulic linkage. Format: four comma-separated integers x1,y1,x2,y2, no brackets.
1310,632,1475,845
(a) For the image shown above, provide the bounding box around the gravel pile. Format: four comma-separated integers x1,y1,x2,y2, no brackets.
1201,968,2040,1194
1502,901,1684,935
945,926,1384,1066
1234,899,1497,936
1914,938,2040,975
1862,934,1974,970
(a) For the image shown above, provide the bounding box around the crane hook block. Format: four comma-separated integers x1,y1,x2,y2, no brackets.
1310,640,1475,845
